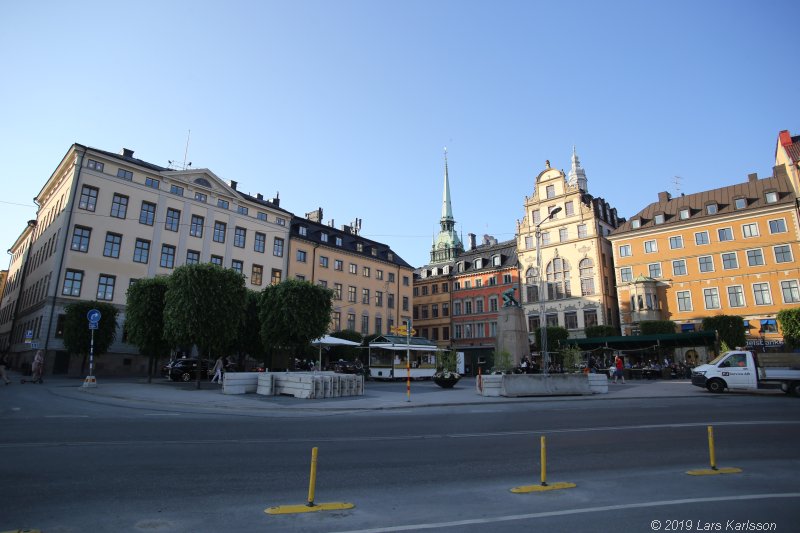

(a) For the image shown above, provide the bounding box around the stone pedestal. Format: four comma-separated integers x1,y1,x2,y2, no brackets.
496,306,529,366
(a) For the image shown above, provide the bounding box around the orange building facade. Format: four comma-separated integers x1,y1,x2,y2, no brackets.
610,168,800,351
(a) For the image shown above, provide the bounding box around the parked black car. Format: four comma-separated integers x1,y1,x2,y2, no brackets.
162,358,212,382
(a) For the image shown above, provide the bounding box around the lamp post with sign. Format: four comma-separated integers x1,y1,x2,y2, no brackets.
535,206,562,376
82,309,101,388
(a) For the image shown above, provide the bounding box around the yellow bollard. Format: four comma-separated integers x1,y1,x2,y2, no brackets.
510,435,576,493
265,446,355,514
540,436,548,486
686,425,742,476
707,425,717,471
307,447,319,506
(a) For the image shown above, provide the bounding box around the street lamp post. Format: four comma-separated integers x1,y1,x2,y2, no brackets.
535,206,562,376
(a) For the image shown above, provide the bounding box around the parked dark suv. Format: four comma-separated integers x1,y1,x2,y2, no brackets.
162,358,212,382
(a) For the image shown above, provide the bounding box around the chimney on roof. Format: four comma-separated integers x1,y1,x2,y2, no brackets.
230,180,238,190
256,193,263,201
306,208,323,222
271,192,280,207
468,233,477,250
121,148,134,158
748,172,758,183
657,191,671,203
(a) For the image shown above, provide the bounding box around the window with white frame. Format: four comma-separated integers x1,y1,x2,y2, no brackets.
765,191,778,204
619,244,632,257
734,197,747,209
727,285,745,307
644,240,657,253
654,214,665,225
718,227,733,241
648,263,662,278
698,256,714,273
672,259,687,276
631,219,641,229
559,228,568,242
620,267,633,282
721,252,738,270
703,287,720,309
742,223,758,238
677,290,692,311
679,208,690,220
695,231,709,245
781,280,800,303
752,283,772,305
577,224,588,238
669,235,683,249
769,219,787,234
746,248,765,267
774,245,793,263
706,203,717,214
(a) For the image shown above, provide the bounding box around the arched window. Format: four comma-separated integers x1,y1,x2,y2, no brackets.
525,267,539,302
546,258,571,300
579,258,595,296
194,177,212,188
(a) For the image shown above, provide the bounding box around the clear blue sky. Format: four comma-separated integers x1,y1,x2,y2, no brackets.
1,0,798,268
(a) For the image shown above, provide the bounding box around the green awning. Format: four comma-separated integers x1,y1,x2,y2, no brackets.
568,330,716,350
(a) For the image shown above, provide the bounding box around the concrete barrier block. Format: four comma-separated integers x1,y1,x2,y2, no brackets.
222,372,260,394
256,373,274,396
587,373,609,394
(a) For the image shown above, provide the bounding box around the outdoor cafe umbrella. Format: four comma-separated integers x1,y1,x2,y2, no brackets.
311,335,361,369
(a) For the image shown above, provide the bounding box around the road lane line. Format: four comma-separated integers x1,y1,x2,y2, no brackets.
330,492,800,532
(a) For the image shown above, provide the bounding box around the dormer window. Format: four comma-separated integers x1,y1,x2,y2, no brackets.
299,226,307,237
458,262,465,273
387,252,393,261
320,232,328,243
734,198,747,210
765,191,778,204
493,255,501,266
474,258,483,269
335,236,342,246
356,243,363,252
371,247,377,256
654,214,665,225
706,203,718,215
631,219,641,229
679,208,690,220
432,267,439,276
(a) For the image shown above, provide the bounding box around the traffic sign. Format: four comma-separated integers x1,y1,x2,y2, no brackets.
88,322,99,330
24,330,33,343
87,309,102,323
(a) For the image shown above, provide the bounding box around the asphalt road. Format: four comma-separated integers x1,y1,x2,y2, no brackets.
2,381,799,532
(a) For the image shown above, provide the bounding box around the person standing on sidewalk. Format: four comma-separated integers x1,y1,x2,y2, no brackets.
210,356,224,384
612,354,625,384
0,351,11,385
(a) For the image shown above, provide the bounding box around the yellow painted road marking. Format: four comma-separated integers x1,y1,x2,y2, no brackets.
265,502,355,514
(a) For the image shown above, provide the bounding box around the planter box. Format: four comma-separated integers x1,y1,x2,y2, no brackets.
476,373,592,397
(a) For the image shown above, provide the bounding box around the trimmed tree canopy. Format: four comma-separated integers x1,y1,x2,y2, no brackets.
125,277,170,358
163,264,247,356
259,279,333,352
701,315,746,349
777,307,800,349
62,301,119,356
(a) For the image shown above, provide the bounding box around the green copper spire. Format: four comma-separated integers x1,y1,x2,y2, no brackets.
430,147,464,263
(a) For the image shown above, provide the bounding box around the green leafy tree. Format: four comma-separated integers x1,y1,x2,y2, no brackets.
436,349,459,377
584,325,618,338
701,315,746,350
492,350,513,374
777,307,800,349
163,264,247,387
259,279,333,359
230,290,265,368
559,345,584,372
125,277,170,383
639,320,677,335
62,301,119,375
533,326,569,350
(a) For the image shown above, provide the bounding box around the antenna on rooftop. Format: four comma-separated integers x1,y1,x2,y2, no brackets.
672,175,682,196
167,130,193,170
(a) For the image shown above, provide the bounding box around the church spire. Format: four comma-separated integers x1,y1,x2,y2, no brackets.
430,147,464,264
567,145,588,192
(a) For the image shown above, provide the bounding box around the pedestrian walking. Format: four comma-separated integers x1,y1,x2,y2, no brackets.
612,354,625,384
0,351,11,385
32,350,45,382
210,356,224,384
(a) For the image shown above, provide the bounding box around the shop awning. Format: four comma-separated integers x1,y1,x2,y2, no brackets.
569,330,716,350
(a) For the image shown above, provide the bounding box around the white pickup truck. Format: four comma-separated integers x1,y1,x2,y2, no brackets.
691,350,800,396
